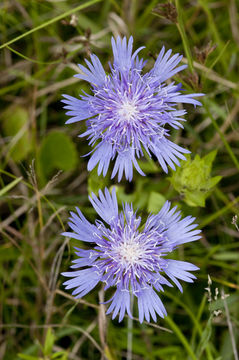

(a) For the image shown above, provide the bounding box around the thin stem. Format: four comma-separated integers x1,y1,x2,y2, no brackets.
0,0,102,50
127,293,134,360
6,45,61,65
175,0,194,73
204,100,239,172
222,289,239,360
98,288,108,360
0,168,65,231
200,194,239,228
165,316,197,360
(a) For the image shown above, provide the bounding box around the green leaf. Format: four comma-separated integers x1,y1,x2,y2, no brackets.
203,149,217,167
196,315,213,358
184,190,206,207
51,351,68,359
213,252,239,261
137,158,158,174
43,328,55,356
147,192,166,213
88,166,110,195
39,131,78,181
116,178,149,210
209,294,239,311
0,177,22,197
169,151,221,207
207,176,222,189
2,106,32,162
17,354,39,360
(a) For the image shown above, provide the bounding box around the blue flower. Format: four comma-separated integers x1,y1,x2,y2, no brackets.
62,37,203,181
62,36,203,182
62,188,201,323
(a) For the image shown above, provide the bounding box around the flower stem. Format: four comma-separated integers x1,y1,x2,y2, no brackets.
222,289,239,360
98,288,108,360
175,0,194,73
127,293,134,360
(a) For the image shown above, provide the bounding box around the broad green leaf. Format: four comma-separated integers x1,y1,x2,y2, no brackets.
184,190,206,207
39,131,77,181
169,151,221,207
203,149,217,167
207,176,222,189
2,106,32,162
147,192,166,213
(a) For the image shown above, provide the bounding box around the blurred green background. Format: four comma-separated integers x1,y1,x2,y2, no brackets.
0,0,239,359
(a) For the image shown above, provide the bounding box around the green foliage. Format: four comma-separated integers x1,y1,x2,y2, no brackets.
196,315,213,358
39,131,78,181
88,166,110,195
1,0,239,359
43,328,55,356
18,355,39,360
18,328,68,360
169,150,222,207
116,179,149,209
147,191,166,214
2,106,32,162
0,176,22,197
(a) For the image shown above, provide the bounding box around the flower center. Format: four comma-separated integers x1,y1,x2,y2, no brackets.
118,240,144,266
117,100,138,122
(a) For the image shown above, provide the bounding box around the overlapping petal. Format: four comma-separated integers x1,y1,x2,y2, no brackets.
75,54,106,86
151,46,187,82
62,268,101,298
63,36,203,181
62,188,200,323
136,287,167,323
89,187,118,225
164,260,199,292
62,207,100,242
106,288,132,322
111,36,145,72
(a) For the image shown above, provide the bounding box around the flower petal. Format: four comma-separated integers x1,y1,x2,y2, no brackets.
106,288,132,322
75,54,106,86
136,287,167,323
166,215,202,245
111,36,145,72
111,148,145,182
62,268,101,298
164,259,199,292
62,207,100,242
87,142,114,177
89,187,118,225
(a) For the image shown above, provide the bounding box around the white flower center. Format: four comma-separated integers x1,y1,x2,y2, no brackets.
118,241,144,265
118,100,138,122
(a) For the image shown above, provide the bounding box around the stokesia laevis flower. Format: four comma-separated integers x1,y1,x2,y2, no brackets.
62,188,201,323
62,36,203,181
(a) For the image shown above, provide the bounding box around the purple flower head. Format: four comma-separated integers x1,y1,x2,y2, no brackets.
62,37,203,182
62,188,201,323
